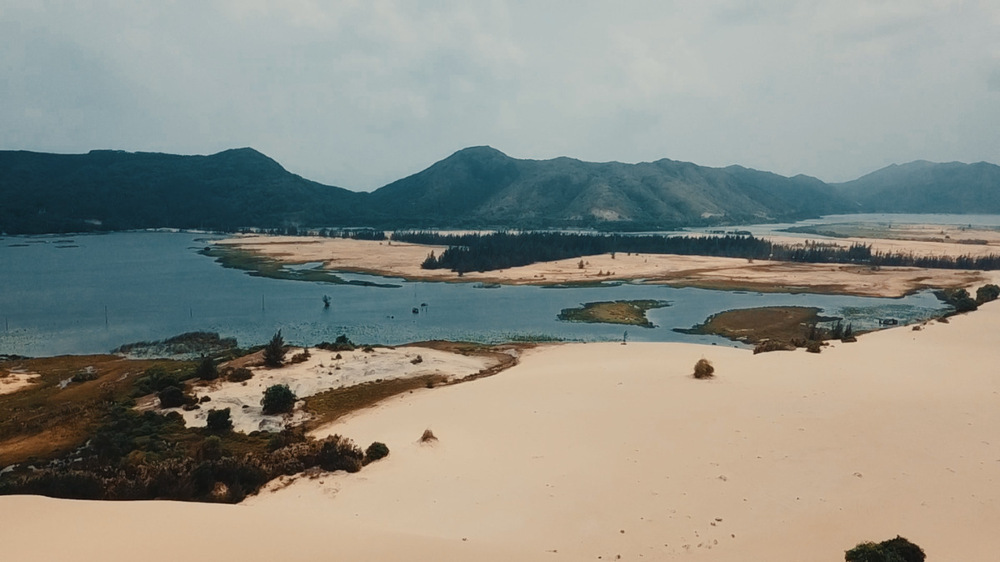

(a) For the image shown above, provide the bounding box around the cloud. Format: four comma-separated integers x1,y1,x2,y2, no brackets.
2,1,999,188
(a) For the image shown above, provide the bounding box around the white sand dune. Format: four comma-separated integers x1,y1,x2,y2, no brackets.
4,302,1000,560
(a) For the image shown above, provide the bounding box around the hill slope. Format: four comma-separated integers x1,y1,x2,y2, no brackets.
369,146,849,228
833,160,1000,214
7,147,995,234
0,148,367,233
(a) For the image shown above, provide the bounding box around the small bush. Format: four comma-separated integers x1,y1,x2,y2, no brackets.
195,356,219,381
261,384,296,415
263,330,286,368
976,283,1000,304
227,367,253,382
693,358,714,379
317,435,364,473
289,348,311,364
845,535,924,562
410,355,423,364
71,370,99,383
206,408,233,432
200,435,224,460
753,340,794,354
420,429,437,442
364,442,390,464
805,341,822,353
157,386,187,408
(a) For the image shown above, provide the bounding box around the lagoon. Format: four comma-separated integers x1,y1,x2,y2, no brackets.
0,231,950,356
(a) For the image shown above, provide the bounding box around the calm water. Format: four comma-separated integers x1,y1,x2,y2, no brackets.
0,230,951,356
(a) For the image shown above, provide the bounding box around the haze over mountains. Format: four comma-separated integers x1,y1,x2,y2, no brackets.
1,146,998,234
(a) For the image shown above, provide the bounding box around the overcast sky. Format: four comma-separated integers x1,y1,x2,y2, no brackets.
2,1,999,190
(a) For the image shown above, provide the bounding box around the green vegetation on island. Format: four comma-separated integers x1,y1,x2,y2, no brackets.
558,300,670,328
399,230,1000,273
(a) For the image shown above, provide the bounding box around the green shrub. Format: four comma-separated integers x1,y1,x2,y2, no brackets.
195,356,219,381
317,435,364,473
753,340,794,354
227,367,253,382
261,384,296,415
976,283,1000,304
693,358,714,379
200,435,224,460
364,441,390,464
206,408,233,432
845,535,925,562
263,330,286,368
157,386,187,408
132,366,188,397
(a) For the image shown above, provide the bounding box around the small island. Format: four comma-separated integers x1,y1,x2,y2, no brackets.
558,300,670,328
678,306,832,345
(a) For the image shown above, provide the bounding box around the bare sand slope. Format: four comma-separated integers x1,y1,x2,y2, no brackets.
4,305,1000,561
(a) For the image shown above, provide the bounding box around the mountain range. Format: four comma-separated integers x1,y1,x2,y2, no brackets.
1,146,998,234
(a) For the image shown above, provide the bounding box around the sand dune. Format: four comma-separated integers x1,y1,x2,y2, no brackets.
5,296,1000,560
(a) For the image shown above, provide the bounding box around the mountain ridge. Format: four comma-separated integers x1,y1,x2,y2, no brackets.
1,146,998,234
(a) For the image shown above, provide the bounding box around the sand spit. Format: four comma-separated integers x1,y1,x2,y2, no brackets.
150,346,502,433
216,234,987,297
5,299,1000,560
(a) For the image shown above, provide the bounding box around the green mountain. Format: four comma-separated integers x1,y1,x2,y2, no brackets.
368,146,849,228
0,148,366,233
833,160,1000,213
3,146,995,235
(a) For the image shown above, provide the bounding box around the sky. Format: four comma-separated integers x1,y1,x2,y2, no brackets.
2,1,999,190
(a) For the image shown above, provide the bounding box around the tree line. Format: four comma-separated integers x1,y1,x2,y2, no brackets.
390,231,1000,273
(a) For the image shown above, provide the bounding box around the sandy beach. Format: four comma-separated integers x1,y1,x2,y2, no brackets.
5,293,1000,560
216,234,989,297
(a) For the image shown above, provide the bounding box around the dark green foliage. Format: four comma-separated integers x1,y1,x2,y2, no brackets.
157,386,187,409
830,320,844,340
199,435,224,460
976,283,1000,304
0,148,367,234
205,408,233,432
364,441,390,464
263,330,286,368
395,230,1000,274
845,535,925,562
131,366,191,397
261,384,296,415
71,370,99,383
87,402,187,461
195,356,219,381
317,435,364,473
227,367,253,382
936,288,979,312
317,334,356,352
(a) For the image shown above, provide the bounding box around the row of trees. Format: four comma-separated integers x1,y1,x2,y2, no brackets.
391,231,1000,273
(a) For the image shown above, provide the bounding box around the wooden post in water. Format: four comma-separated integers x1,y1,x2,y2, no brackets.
105,305,109,328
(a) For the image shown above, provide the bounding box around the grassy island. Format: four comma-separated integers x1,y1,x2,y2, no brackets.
679,306,831,344
558,300,670,328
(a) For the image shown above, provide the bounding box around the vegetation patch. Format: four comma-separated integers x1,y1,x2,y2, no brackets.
558,300,670,328
114,331,239,360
